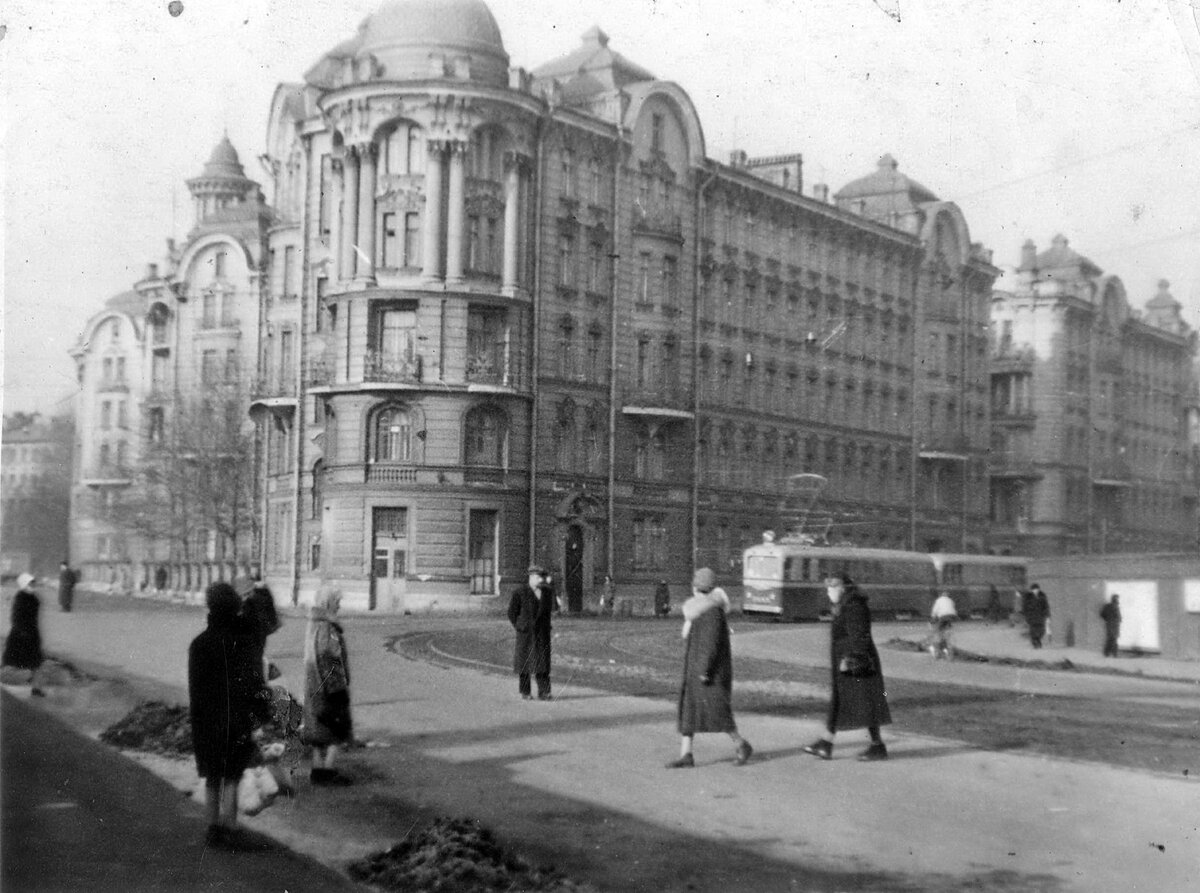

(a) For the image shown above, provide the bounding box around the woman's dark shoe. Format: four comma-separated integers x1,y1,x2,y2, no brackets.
734,740,754,766
311,767,352,786
858,743,888,762
803,739,833,760
665,753,695,769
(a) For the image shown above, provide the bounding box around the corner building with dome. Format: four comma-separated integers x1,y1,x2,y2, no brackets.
249,0,1001,612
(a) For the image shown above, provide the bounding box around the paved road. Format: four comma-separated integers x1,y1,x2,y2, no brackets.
4,591,1199,892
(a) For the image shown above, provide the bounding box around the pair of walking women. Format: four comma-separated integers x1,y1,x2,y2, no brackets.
667,569,891,767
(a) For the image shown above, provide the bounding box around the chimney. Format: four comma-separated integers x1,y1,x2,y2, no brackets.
729,149,748,169
1020,239,1037,271
146,263,158,280
813,183,829,203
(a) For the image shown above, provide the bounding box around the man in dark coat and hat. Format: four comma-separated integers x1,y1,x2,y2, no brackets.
508,565,557,700
57,561,78,613
1101,594,1122,657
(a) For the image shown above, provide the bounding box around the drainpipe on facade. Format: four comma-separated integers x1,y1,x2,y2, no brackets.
528,105,552,568
1085,302,1096,553
291,134,316,606
691,167,717,569
607,92,626,583
909,252,920,551
960,269,969,552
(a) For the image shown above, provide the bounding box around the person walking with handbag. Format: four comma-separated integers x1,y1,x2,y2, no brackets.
666,568,752,768
240,572,281,674
188,582,272,849
301,585,353,786
804,572,892,761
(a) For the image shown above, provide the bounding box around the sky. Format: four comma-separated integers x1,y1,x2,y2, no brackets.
3,0,1199,416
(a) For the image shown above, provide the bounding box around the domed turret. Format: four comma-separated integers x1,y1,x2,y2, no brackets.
305,0,509,90
186,135,260,226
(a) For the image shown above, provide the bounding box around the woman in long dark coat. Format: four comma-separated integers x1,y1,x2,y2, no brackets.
3,573,46,696
301,585,354,785
666,568,752,768
188,582,271,845
508,565,557,699
804,572,892,761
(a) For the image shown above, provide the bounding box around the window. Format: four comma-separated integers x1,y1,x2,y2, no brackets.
468,510,498,594
638,253,652,303
404,213,421,267
633,515,666,571
636,338,651,389
319,154,334,238
588,239,604,293
587,327,603,382
561,147,575,197
201,350,220,385
467,306,509,384
465,406,507,466
100,401,112,430
116,401,128,430
213,251,227,280
202,292,217,329
558,232,575,287
283,246,296,297
373,406,412,462
381,212,399,267
588,159,602,204
485,217,499,274
558,319,575,379
467,215,481,269
311,460,324,519
369,306,418,380
651,113,664,152
662,256,678,310
148,407,165,444
384,123,424,174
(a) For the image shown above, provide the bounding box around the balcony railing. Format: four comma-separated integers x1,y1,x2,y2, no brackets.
306,354,336,387
632,206,683,240
465,351,513,387
623,381,693,413
251,375,298,400
987,450,1041,478
98,377,129,393
1092,458,1132,484
364,350,422,383
82,464,133,483
365,464,418,485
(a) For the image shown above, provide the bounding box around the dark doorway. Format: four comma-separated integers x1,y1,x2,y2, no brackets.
564,525,584,613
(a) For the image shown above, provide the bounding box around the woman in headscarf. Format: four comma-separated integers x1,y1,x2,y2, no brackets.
188,581,271,847
666,568,752,768
4,573,46,695
301,585,353,785
803,572,892,761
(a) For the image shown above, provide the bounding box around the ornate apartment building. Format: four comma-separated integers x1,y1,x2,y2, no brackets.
989,236,1199,555
242,0,999,612
69,137,271,590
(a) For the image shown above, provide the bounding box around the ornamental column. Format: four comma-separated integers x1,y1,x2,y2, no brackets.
502,152,523,291
339,147,360,283
422,141,446,280
445,141,467,283
355,143,377,282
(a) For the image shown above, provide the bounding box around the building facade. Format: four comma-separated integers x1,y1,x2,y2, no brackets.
989,236,1199,556
245,0,998,612
1,414,73,579
68,138,271,591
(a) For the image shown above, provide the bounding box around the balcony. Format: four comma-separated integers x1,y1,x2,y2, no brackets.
251,375,298,401
465,351,515,388
98,377,129,393
306,355,336,387
991,344,1036,373
987,450,1042,479
920,433,972,460
632,205,683,241
991,405,1037,426
365,464,418,485
622,381,694,419
364,350,422,384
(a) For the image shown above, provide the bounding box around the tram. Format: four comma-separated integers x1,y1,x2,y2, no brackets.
742,538,1028,621
930,553,1028,618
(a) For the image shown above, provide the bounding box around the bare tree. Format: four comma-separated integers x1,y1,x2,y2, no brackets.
119,383,258,569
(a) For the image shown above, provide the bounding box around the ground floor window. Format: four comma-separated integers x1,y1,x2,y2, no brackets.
632,515,666,572
468,509,498,594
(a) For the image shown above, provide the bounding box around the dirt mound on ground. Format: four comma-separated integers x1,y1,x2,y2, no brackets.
99,700,192,755
347,816,598,893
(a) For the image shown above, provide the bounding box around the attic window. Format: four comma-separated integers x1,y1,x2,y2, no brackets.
651,114,664,153
453,56,471,79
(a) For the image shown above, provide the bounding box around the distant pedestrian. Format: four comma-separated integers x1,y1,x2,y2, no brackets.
598,574,616,616
985,585,1005,625
1100,594,1122,657
929,590,957,659
804,572,892,762
301,585,353,785
666,568,752,768
187,581,272,849
1025,583,1051,649
654,579,672,617
508,565,557,700
3,573,46,696
240,573,281,672
57,561,78,613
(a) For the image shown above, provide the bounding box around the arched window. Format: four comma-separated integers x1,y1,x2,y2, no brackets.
464,405,507,467
373,406,412,462
384,122,425,175
311,460,324,519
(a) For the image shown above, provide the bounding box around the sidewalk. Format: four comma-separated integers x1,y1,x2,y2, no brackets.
6,595,1199,892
